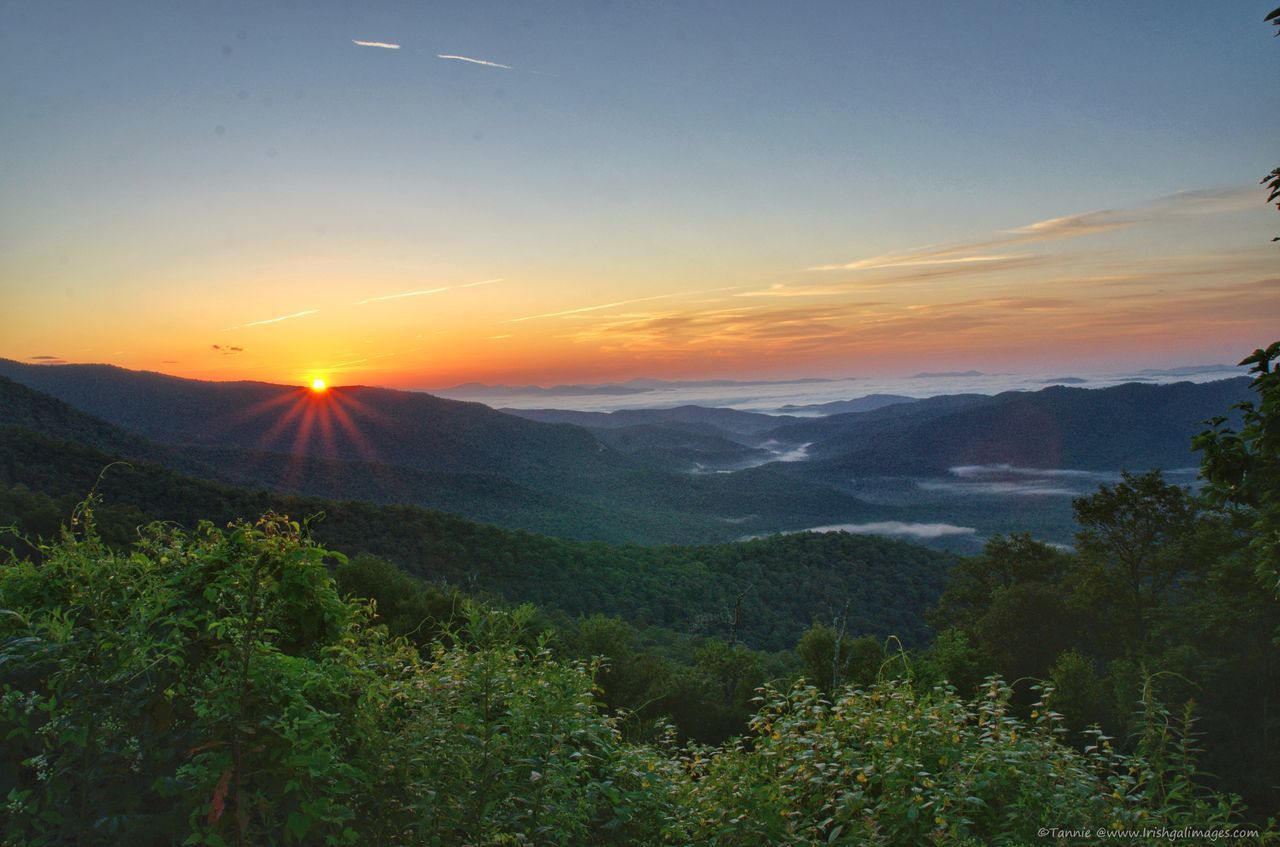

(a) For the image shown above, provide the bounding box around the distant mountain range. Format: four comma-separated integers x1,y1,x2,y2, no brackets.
435,376,836,399
911,370,985,378
0,357,1251,548
770,379,1250,474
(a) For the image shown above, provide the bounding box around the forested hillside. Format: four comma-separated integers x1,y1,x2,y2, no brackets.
0,421,951,652
0,366,903,544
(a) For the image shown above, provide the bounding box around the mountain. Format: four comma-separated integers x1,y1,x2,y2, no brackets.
0,413,953,651
771,379,1251,474
435,376,834,399
0,361,889,543
0,361,618,482
775,394,918,415
504,404,795,437
589,424,771,470
3,359,1248,550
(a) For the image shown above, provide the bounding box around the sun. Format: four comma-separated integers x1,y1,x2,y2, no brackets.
310,378,327,393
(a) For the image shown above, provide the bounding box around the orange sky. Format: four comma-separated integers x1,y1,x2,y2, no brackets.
4,185,1276,388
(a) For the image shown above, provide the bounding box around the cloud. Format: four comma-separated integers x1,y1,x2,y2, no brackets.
503,294,674,324
566,303,857,357
1148,185,1260,214
1004,209,1131,241
810,251,1023,273
353,40,400,49
802,521,977,539
950,464,1117,480
810,183,1256,275
737,284,885,299
28,354,63,361
355,279,502,305
503,287,737,324
437,54,512,70
223,309,319,331
488,334,512,340
918,480,1079,497
211,344,243,354
356,288,448,305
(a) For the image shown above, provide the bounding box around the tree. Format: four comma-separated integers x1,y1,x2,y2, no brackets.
1267,8,1280,239
1071,470,1198,654
1195,342,1280,594
929,533,1071,633
795,624,883,693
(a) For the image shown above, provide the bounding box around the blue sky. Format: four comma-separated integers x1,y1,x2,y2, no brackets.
2,1,1277,386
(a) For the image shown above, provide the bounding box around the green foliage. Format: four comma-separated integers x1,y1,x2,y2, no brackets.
0,512,657,846
4,509,1263,844
667,678,1251,846
925,459,1280,815
795,624,884,694
0,509,396,846
333,552,463,647
1071,470,1199,653
1196,342,1280,593
1045,650,1108,738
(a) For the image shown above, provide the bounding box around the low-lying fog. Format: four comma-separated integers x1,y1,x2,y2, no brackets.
436,365,1240,414
763,465,1202,553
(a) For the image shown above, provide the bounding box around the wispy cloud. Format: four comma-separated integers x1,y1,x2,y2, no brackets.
28,354,66,364
356,288,448,305
503,294,674,324
1004,209,1130,242
810,252,1023,273
737,284,886,299
503,287,739,324
355,279,502,305
353,39,400,49
437,54,512,70
224,309,319,331
810,184,1256,274
211,344,244,355
488,334,512,340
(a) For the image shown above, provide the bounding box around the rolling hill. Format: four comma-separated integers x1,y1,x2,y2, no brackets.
0,395,953,650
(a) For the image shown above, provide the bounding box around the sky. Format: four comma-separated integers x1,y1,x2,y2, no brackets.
1,1,1277,389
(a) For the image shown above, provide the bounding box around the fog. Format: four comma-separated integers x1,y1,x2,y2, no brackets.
801,521,978,539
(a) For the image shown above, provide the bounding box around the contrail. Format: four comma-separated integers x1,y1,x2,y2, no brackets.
437,54,512,70
356,288,449,305
354,39,400,49
502,286,740,324
224,309,319,331
502,294,673,324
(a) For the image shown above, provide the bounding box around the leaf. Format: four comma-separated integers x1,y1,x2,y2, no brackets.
207,768,233,826
286,811,312,843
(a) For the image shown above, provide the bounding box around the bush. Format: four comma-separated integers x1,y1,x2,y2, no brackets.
0,507,1263,845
